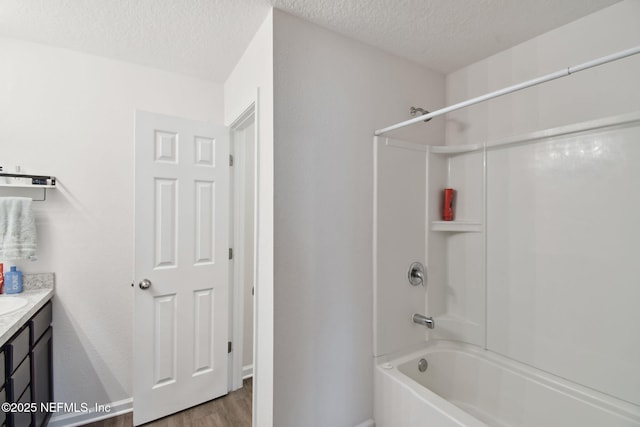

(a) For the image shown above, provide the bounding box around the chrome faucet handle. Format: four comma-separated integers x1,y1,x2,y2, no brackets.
408,262,426,287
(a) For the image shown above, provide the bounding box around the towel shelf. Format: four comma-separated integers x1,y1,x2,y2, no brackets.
0,173,56,201
0,173,56,186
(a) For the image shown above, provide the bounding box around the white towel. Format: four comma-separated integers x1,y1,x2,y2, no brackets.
0,197,37,260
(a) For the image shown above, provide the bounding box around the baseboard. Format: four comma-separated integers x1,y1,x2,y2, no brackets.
354,419,375,427
47,397,133,427
242,363,253,379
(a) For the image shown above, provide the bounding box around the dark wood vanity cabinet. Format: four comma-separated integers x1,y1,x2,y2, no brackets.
31,301,54,427
1,301,53,427
1,350,5,426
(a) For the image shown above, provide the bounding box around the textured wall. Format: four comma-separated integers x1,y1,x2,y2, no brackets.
273,10,444,427
373,138,428,357
0,36,223,413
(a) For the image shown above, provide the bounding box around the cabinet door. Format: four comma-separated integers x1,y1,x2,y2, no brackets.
12,386,32,427
0,349,4,386
30,303,51,345
10,355,30,403
0,386,5,426
6,325,29,375
32,328,52,427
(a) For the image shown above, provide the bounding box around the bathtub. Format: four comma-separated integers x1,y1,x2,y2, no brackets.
374,341,640,427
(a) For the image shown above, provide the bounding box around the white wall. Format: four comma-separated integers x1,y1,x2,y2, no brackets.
442,0,640,406
224,11,274,426
0,36,223,410
373,138,428,357
273,10,444,427
446,0,640,146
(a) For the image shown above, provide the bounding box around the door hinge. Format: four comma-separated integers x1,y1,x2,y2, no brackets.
228,341,232,354
229,154,234,166
229,248,233,260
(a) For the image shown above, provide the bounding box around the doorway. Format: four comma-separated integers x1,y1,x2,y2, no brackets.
229,105,257,396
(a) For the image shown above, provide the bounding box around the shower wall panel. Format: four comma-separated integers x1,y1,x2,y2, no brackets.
486,123,640,407
428,151,485,346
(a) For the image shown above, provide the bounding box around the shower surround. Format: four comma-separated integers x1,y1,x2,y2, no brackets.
373,113,640,426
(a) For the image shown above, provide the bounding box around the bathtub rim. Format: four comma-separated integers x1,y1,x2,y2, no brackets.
376,350,488,427
377,340,640,425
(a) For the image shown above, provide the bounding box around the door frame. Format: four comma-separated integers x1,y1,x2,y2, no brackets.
228,102,258,393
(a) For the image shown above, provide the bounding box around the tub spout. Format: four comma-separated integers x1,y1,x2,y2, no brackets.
412,313,435,329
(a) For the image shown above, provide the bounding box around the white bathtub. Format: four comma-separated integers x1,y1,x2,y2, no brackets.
374,341,640,427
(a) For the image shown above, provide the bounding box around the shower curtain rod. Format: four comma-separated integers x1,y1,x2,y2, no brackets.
374,45,640,136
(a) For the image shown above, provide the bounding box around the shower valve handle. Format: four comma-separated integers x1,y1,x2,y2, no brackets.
408,262,426,287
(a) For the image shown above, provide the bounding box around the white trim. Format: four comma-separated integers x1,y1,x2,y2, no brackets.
229,120,242,392
230,102,258,130
243,364,254,379
251,88,261,427
354,419,375,427
372,137,379,356
47,398,133,427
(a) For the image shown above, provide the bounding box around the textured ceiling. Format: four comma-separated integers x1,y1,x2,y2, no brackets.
0,0,622,82
272,0,622,74
0,0,272,83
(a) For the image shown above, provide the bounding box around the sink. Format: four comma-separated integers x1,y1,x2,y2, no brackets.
0,296,28,316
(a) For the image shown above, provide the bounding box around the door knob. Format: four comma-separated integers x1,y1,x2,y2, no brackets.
139,279,152,290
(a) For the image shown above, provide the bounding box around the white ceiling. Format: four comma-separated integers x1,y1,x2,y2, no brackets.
0,0,622,83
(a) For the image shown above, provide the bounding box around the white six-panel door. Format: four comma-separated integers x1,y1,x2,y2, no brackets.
133,111,230,425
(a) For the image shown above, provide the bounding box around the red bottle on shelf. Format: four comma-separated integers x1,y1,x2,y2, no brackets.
442,188,455,221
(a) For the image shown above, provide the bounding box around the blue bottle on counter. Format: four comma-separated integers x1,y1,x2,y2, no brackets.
4,266,23,294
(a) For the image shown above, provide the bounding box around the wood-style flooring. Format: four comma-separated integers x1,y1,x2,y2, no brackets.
82,378,252,427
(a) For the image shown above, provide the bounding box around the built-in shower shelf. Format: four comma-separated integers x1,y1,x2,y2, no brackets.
431,221,482,233
430,143,482,155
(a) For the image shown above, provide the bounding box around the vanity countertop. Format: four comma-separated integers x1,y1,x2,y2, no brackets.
0,273,54,347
